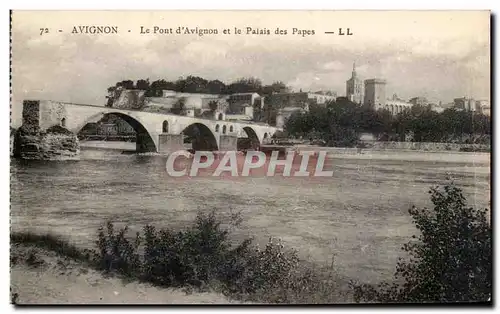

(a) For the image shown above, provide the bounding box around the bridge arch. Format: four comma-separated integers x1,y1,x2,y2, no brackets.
242,126,260,149
181,122,218,151
77,111,157,152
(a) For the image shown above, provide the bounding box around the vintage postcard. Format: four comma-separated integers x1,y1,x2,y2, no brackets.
10,10,491,305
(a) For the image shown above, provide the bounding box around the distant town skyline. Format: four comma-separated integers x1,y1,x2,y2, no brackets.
11,11,490,127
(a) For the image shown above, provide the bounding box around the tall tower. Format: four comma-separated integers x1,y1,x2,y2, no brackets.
345,63,364,104
364,79,387,110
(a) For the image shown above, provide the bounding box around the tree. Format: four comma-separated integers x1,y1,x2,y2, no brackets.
171,97,186,115
184,76,210,93
262,81,289,96
106,86,117,107
352,183,491,303
393,108,413,141
146,79,176,97
226,77,263,94
207,79,226,94
116,80,135,90
208,100,218,112
136,79,150,90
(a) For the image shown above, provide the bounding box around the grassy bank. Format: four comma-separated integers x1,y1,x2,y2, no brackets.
11,211,351,304
10,244,241,304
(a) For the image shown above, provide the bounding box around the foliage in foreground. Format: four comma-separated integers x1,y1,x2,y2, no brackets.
11,184,491,304
351,184,491,303
11,211,344,303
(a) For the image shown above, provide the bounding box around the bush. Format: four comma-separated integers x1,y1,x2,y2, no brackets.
90,210,322,302
139,211,240,288
351,183,491,303
324,126,359,148
11,211,345,303
222,237,300,296
94,222,142,277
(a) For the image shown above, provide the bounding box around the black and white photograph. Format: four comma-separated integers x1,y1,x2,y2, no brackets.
9,10,491,305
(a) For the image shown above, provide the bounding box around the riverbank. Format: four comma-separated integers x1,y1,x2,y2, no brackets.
10,212,352,305
11,244,239,304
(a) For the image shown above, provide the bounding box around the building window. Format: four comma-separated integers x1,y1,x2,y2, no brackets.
229,125,234,133
222,125,227,134
162,120,169,133
218,113,223,120
61,118,66,128
215,124,220,132
264,132,268,139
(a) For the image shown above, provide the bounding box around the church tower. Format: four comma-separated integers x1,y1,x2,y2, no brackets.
345,62,364,104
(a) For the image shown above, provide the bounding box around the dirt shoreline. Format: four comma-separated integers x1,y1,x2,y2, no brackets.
10,244,242,305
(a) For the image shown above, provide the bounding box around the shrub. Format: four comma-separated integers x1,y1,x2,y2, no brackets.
12,210,346,303
90,211,343,303
94,222,142,277
352,183,491,303
222,237,300,296
90,211,302,294
139,211,241,288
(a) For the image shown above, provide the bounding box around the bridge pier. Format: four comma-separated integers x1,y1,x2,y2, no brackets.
136,132,159,153
219,134,238,152
158,133,185,154
13,100,80,160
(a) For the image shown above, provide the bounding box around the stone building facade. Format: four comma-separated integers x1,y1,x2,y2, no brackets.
454,97,478,112
364,78,387,109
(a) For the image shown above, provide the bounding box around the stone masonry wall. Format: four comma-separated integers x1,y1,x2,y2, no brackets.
22,101,41,132
14,130,80,160
39,101,67,130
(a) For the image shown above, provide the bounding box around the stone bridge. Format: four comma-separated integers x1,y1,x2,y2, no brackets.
19,100,281,154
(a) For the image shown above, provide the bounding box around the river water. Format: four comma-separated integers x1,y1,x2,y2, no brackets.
10,143,490,284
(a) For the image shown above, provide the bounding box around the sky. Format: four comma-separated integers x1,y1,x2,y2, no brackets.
11,10,490,127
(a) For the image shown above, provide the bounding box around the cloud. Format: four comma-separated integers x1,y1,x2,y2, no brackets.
322,61,345,71
10,11,490,127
